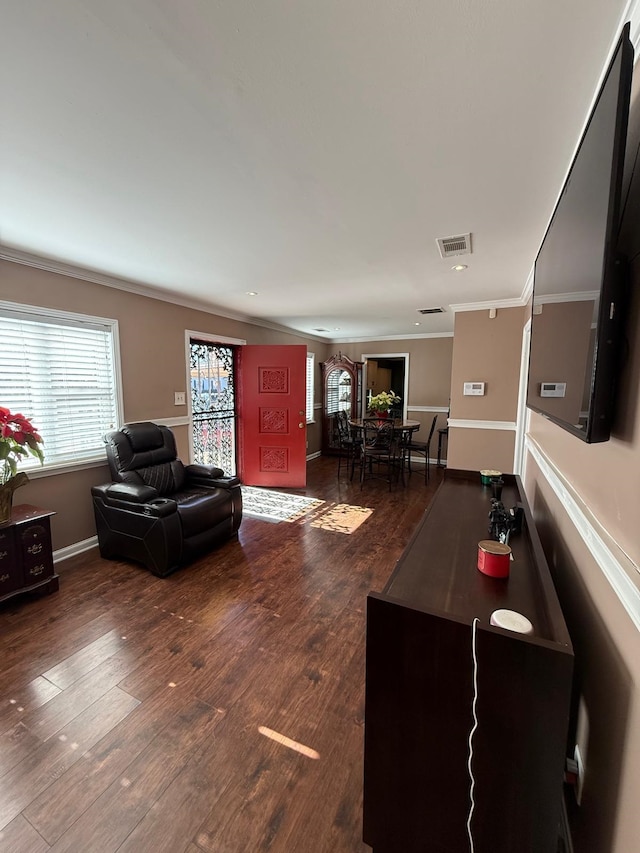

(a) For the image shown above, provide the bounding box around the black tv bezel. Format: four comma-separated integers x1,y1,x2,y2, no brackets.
526,23,634,443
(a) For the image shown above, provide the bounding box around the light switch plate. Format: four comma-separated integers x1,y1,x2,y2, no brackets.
174,391,186,406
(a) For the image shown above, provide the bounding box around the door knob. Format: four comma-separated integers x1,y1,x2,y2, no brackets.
298,422,305,429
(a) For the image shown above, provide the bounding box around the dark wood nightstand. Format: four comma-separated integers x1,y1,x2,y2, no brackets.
0,505,59,604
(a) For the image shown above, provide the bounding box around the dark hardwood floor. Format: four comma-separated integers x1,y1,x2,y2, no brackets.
0,456,443,853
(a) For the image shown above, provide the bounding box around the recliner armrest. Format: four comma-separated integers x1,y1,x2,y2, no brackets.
185,464,241,490
185,463,225,479
105,482,159,503
92,483,178,517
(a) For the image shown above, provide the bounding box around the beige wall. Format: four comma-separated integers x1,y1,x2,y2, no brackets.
447,426,515,475
1,260,329,549
448,306,526,472
528,300,593,424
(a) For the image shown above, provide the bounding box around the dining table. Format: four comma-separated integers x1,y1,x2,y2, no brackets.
349,417,421,482
349,417,421,436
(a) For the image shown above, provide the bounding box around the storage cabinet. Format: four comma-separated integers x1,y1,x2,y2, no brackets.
0,505,58,604
363,470,573,853
320,352,363,454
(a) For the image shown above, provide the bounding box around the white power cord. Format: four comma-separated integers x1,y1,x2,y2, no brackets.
467,617,480,853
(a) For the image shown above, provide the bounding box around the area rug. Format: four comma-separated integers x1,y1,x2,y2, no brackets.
310,502,373,535
241,486,325,522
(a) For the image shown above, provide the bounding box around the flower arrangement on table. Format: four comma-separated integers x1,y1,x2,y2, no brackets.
0,407,44,522
367,390,401,416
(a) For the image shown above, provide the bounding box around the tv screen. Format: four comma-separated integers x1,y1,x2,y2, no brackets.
527,23,634,443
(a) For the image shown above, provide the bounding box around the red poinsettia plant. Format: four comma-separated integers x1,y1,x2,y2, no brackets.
0,407,45,485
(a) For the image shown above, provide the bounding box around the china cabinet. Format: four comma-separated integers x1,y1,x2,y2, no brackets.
320,353,363,454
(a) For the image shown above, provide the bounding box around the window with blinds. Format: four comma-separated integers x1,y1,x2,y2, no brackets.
306,352,315,423
0,304,121,471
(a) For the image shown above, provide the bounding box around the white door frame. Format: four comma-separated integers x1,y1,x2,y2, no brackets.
361,352,410,418
513,319,531,476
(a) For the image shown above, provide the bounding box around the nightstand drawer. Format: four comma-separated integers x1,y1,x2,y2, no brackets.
19,522,54,585
0,560,24,595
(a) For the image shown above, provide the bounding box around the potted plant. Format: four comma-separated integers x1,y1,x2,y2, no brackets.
0,407,44,523
368,390,401,418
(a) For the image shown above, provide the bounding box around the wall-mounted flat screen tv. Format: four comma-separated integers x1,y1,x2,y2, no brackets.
527,23,634,443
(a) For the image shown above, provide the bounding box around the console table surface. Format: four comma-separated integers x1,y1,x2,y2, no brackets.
383,469,571,645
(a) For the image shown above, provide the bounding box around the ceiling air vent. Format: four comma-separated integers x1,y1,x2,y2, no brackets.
418,307,444,315
436,233,472,259
313,328,330,332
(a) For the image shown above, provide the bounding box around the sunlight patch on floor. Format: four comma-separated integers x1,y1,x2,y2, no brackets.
258,725,320,759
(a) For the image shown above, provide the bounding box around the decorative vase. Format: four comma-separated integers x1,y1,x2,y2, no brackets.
0,472,29,524
374,410,389,419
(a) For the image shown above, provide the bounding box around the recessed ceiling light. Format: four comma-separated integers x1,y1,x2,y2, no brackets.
414,322,421,326
246,291,259,296
451,264,468,272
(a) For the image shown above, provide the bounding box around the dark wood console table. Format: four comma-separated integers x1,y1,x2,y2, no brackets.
363,469,573,853
0,505,59,604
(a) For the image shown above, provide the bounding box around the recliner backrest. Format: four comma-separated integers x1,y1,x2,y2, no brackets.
104,422,186,495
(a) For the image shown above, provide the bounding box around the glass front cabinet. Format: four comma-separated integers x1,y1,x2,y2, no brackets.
320,352,363,454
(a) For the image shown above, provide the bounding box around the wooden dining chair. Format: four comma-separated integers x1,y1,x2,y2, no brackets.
405,414,438,483
359,418,403,490
335,409,360,479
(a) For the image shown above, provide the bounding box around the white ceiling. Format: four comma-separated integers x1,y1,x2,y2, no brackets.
0,0,634,341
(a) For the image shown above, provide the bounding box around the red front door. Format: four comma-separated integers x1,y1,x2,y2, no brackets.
237,345,307,488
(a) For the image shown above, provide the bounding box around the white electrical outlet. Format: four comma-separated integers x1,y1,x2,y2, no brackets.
174,391,186,406
574,744,585,805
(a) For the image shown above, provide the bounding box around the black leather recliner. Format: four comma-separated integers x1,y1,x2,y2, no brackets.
91,421,242,577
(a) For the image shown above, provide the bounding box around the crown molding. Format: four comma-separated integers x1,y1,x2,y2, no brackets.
330,331,454,344
0,246,328,345
535,290,599,305
449,297,526,314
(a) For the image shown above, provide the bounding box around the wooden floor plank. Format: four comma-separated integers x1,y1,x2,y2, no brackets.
23,686,206,845
41,628,126,690
0,687,139,831
47,699,224,853
0,654,142,777
0,677,62,738
0,814,50,853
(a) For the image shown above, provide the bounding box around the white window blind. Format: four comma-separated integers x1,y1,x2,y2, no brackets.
0,306,120,470
306,352,315,423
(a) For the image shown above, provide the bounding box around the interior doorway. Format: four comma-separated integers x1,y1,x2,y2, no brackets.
361,353,409,417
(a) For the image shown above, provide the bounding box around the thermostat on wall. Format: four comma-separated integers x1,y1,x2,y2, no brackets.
463,382,485,396
540,382,566,398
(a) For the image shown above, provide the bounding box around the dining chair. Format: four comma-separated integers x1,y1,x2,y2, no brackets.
335,409,360,479
359,418,403,490
405,414,438,483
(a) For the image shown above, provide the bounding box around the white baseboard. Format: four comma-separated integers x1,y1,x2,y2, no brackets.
306,451,322,461
53,536,98,564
